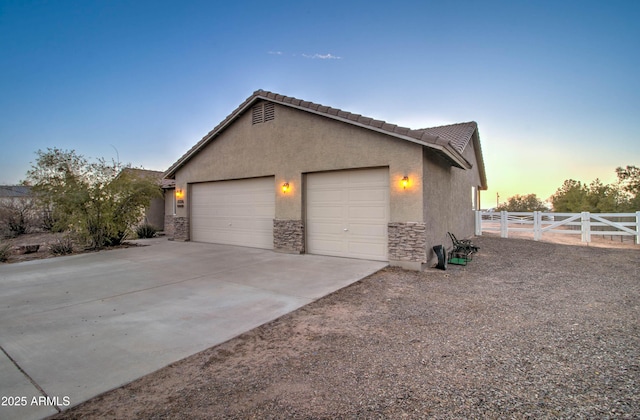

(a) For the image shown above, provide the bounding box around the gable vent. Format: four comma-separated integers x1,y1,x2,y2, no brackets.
251,102,275,125
252,105,263,124
264,102,275,121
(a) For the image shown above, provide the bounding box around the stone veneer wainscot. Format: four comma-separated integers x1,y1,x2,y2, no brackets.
164,215,175,239
388,222,427,263
273,219,304,253
173,217,189,241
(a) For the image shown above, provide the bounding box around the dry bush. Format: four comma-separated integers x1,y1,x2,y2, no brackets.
0,199,38,238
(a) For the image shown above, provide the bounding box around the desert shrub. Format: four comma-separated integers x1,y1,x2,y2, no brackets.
136,223,157,239
0,199,37,238
86,224,128,247
40,207,66,232
0,241,11,262
49,235,74,255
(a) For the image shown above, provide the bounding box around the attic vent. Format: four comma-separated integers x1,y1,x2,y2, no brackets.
264,102,275,121
252,105,263,124
251,102,275,125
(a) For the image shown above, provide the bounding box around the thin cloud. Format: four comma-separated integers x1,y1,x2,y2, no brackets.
266,51,342,60
302,53,342,60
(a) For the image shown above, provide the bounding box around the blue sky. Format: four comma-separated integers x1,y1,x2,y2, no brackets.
1,0,639,208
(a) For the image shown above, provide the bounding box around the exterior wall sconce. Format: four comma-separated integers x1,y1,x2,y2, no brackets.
401,176,409,189
282,182,290,193
176,188,185,207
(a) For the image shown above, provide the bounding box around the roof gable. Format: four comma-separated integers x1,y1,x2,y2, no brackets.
165,90,487,189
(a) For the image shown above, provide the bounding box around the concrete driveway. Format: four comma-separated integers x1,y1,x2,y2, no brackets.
0,238,386,420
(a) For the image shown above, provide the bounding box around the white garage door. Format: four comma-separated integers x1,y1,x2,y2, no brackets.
306,168,389,261
191,177,275,249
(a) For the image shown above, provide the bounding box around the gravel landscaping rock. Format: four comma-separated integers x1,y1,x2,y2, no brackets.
52,236,639,419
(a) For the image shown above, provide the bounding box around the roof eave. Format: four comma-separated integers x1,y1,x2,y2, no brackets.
164,91,474,178
266,99,472,170
472,130,488,190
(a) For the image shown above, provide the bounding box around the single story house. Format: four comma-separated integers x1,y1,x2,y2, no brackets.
0,185,32,204
163,90,487,270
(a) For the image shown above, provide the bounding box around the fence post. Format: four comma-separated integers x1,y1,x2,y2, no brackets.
500,211,508,238
581,212,591,243
533,211,541,241
475,211,482,236
636,211,640,245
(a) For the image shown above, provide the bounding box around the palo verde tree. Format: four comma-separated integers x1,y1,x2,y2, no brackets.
24,148,161,249
496,194,549,212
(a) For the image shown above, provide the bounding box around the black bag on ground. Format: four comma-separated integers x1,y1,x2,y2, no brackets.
433,245,447,270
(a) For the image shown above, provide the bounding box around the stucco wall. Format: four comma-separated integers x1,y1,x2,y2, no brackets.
423,140,482,264
164,188,175,216
144,196,165,230
174,102,425,223
163,188,175,237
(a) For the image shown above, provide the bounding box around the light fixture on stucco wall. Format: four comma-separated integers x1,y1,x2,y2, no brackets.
176,188,185,207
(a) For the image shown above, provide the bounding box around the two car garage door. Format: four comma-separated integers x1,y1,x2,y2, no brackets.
189,168,389,261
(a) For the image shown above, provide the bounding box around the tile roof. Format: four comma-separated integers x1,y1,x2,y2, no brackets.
119,168,177,188
122,168,164,179
165,90,486,189
419,122,477,154
252,90,471,165
161,179,175,189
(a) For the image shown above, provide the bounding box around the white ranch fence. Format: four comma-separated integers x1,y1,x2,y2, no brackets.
475,211,640,244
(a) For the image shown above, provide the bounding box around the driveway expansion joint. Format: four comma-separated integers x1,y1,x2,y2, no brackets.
0,345,60,413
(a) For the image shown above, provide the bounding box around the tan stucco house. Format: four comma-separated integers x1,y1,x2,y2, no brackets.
163,90,487,270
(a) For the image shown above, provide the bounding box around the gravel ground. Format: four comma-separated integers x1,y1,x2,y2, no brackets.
52,236,639,419
1,232,138,263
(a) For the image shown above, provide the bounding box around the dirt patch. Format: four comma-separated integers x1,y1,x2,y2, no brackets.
482,229,638,249
1,232,68,263
50,236,639,419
